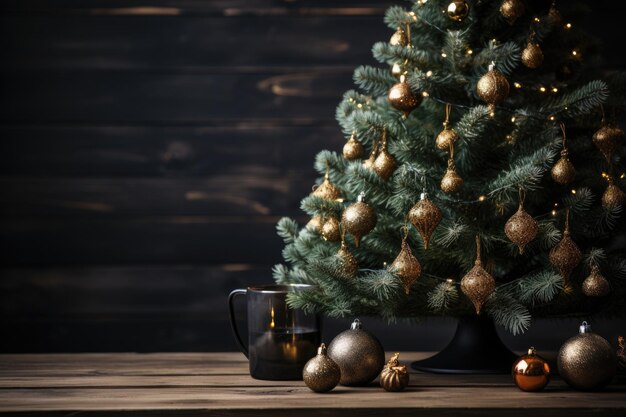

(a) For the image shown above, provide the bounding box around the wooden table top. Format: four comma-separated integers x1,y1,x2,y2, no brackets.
0,352,625,416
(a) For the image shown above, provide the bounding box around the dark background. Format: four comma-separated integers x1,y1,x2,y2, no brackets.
1,0,625,353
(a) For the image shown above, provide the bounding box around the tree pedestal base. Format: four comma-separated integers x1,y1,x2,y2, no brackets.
412,315,517,374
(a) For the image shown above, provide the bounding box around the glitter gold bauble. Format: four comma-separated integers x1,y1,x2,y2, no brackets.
476,64,510,113
341,192,377,247
461,236,496,315
512,347,550,392
389,27,408,46
388,76,421,118
380,353,409,392
504,192,538,254
311,162,342,201
337,240,358,278
390,227,422,295
551,150,575,185
521,42,544,69
408,192,442,250
372,132,397,180
321,216,341,242
593,125,624,163
303,343,341,393
306,215,323,232
327,319,385,386
500,0,525,24
363,141,379,169
602,181,626,208
436,124,459,150
582,266,611,297
343,131,365,161
441,158,463,193
549,212,581,286
557,322,617,391
447,0,470,21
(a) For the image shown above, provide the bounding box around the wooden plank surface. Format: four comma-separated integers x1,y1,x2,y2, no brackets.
0,352,625,416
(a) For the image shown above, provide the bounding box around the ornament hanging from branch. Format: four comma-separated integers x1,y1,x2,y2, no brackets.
602,178,626,209
521,29,543,69
373,130,398,180
389,26,408,47
582,265,610,297
504,188,538,254
477,62,510,115
363,140,379,169
311,160,343,201
436,103,460,150
447,0,470,22
441,143,463,193
500,0,525,25
337,228,358,278
388,74,422,118
389,225,422,295
321,216,341,242
593,109,624,164
549,208,581,287
461,235,496,315
341,191,377,247
343,131,365,161
408,192,443,250
547,1,562,27
551,122,576,185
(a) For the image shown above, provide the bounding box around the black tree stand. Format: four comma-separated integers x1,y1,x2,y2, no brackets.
412,315,517,374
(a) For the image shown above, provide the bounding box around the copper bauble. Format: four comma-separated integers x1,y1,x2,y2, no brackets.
477,64,510,113
557,322,617,391
408,192,443,250
512,347,550,392
389,27,408,46
521,42,544,69
441,158,463,193
388,76,421,118
363,141,379,169
602,182,626,208
504,195,538,254
373,133,397,180
327,319,385,386
461,236,496,315
380,353,409,392
582,266,610,297
593,125,624,163
390,228,422,295
321,217,341,242
303,343,341,393
447,0,470,21
436,125,460,150
306,215,323,232
551,150,576,185
337,240,358,278
341,192,377,247
343,131,365,161
311,163,343,201
549,212,581,286
500,0,525,24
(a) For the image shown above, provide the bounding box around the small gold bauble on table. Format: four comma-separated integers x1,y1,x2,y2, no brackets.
388,75,422,118
311,161,343,201
592,123,624,163
461,235,496,315
408,192,443,250
373,130,398,180
504,189,538,254
512,347,550,392
436,103,459,150
343,131,365,161
557,321,617,391
327,319,385,386
582,266,610,297
602,180,626,209
380,353,410,392
389,225,422,295
303,343,341,393
549,209,581,287
389,26,408,46
521,41,544,69
476,62,510,114
341,191,377,247
499,0,525,25
321,216,341,242
447,0,470,22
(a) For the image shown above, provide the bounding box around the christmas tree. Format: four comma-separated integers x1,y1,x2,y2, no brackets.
273,0,626,334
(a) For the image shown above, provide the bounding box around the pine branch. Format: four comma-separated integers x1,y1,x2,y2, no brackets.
428,281,459,313
276,217,300,244
354,65,396,96
540,80,608,118
486,292,532,335
473,41,521,76
517,270,564,306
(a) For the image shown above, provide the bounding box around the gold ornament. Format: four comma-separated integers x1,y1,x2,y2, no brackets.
303,343,341,393
390,225,422,295
476,62,510,114
373,130,397,180
389,27,408,47
593,123,624,164
408,192,442,250
582,266,611,297
441,144,463,193
512,347,551,392
551,123,575,185
306,215,323,232
337,236,358,278
618,336,626,371
380,353,409,392
521,41,543,69
343,131,365,161
311,161,343,201
321,216,341,242
391,62,404,78
504,189,538,254
447,0,470,21
388,75,421,118
557,321,617,391
461,235,496,315
327,319,385,386
341,192,377,247
363,140,379,169
602,180,626,208
500,0,525,24
436,103,459,150
549,209,581,287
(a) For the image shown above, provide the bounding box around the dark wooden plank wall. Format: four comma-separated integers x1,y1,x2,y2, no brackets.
1,0,624,352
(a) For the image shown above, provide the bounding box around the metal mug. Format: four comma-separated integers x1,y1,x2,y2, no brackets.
228,284,320,380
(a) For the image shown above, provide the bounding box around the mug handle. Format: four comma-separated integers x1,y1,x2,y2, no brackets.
228,289,248,357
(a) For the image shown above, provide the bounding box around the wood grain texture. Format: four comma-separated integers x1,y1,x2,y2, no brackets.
0,352,624,416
